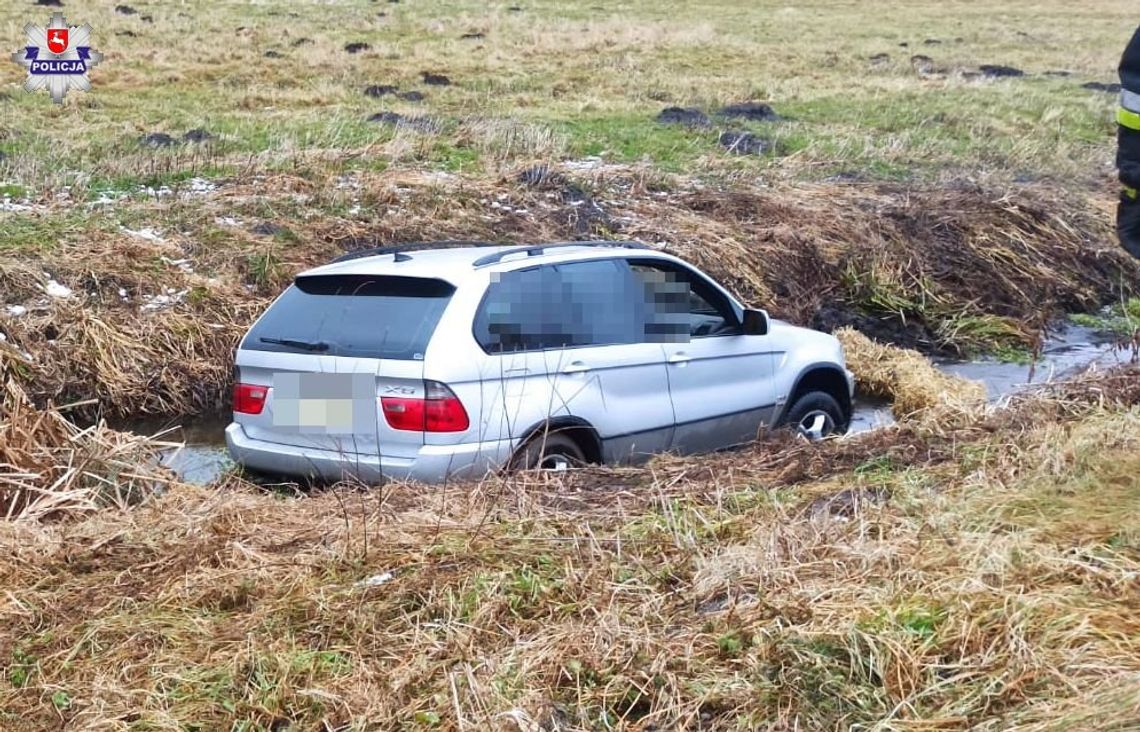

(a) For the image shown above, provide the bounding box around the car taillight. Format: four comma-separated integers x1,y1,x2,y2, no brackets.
233,383,268,414
381,380,469,432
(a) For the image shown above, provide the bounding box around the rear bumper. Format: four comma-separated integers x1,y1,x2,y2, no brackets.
225,423,514,484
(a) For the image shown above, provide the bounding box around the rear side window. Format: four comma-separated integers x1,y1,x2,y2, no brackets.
243,274,455,360
473,259,643,352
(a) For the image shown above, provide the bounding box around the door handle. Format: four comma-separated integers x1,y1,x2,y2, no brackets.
667,352,691,364
561,361,590,374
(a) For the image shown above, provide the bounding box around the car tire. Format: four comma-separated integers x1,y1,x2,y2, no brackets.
781,391,846,441
509,431,587,472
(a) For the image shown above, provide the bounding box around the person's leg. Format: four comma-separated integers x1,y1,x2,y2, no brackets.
1118,27,1140,259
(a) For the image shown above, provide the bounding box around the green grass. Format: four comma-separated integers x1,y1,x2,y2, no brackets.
0,0,1129,191
1070,298,1140,336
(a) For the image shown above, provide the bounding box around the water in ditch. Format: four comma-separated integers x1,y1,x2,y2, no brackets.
137,323,1132,485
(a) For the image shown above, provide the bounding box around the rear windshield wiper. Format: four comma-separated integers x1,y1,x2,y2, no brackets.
258,336,330,352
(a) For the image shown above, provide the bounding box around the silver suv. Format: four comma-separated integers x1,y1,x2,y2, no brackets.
226,241,855,483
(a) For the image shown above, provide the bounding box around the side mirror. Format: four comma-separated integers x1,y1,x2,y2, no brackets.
742,308,769,336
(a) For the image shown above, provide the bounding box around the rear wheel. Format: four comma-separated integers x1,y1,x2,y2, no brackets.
509,432,587,472
781,391,846,441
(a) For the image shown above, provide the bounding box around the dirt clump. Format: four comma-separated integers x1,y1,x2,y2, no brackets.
980,64,1025,78
139,132,177,148
910,54,940,76
718,131,772,155
1082,81,1122,93
182,128,213,143
364,84,399,98
717,101,780,122
366,112,439,132
655,106,710,126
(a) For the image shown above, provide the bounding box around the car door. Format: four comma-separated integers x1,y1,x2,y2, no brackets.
548,258,675,462
628,258,779,455
470,259,674,463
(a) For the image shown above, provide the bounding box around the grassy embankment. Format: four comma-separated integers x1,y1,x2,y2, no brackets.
1,1,1139,729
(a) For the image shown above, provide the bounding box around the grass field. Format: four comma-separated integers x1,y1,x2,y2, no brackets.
1,1,1139,730
0,0,1135,185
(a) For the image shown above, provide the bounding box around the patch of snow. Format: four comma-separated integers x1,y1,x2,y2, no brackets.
139,288,190,312
0,199,37,213
355,571,395,588
44,280,72,299
122,226,164,242
5,305,27,317
215,216,242,227
335,174,362,191
142,185,174,198
563,156,605,171
160,256,194,273
188,177,216,194
90,192,127,207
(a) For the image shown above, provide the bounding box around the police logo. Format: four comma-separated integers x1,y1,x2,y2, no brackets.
12,12,103,104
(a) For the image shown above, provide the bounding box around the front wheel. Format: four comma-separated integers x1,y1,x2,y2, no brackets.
508,432,587,472
781,391,846,441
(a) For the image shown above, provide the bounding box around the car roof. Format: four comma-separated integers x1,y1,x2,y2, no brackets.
298,241,675,283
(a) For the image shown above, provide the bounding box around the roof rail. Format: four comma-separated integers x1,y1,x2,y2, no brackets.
472,240,651,268
330,240,504,264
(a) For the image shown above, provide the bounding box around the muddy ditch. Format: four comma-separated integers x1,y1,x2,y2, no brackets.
121,321,1134,486
0,177,1136,428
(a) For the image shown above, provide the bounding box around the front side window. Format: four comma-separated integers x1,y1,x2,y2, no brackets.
628,260,742,339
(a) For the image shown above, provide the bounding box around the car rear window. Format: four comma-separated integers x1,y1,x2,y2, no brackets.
243,274,455,360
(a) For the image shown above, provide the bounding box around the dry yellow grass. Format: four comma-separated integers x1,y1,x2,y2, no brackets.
837,327,986,416
1,1,1139,728
0,368,1137,730
1,169,1135,419
0,377,168,521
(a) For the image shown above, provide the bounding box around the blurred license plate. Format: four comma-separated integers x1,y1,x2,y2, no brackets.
271,372,376,434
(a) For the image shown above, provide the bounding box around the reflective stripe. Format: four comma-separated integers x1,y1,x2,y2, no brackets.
1119,106,1140,130
1123,88,1140,113
1126,186,1139,201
